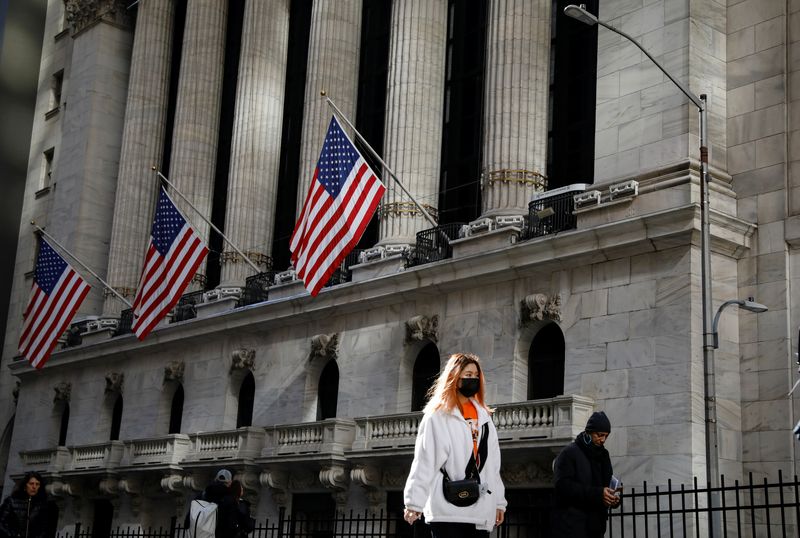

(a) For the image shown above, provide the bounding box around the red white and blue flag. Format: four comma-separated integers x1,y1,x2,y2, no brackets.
132,187,208,340
19,238,91,369
290,116,386,296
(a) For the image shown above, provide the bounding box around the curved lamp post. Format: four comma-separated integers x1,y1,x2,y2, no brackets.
712,298,768,349
564,2,716,488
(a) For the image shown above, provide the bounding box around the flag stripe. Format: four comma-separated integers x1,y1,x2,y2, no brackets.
18,240,91,369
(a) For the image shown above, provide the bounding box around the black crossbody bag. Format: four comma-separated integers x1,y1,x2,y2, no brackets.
440,423,490,507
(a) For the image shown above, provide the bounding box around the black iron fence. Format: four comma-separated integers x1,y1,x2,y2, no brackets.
406,223,464,267
55,473,800,538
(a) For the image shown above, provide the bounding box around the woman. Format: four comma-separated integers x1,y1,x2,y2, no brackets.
403,353,506,537
0,472,58,538
230,480,255,538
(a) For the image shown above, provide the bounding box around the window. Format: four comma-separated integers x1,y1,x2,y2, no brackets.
168,385,184,434
317,360,339,420
236,372,255,428
527,322,565,399
411,343,440,411
41,148,54,190
109,394,123,441
58,404,70,446
50,70,63,113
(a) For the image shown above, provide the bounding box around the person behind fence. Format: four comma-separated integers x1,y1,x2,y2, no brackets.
402,352,506,538
0,471,58,538
185,469,239,538
552,411,621,538
230,480,255,538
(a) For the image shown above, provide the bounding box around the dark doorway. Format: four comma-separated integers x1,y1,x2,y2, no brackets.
291,493,335,538
504,488,554,537
169,385,184,434
528,323,565,400
236,372,255,428
91,499,114,538
58,404,69,446
109,395,123,441
411,343,440,412
317,361,339,420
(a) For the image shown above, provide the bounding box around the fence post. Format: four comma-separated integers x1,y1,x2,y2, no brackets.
74,522,81,538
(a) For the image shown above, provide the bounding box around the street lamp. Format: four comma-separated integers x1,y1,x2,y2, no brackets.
564,3,716,486
712,298,768,349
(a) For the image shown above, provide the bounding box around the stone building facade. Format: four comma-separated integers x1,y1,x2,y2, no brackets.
0,0,798,533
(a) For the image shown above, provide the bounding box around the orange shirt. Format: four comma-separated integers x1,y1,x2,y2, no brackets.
460,401,479,460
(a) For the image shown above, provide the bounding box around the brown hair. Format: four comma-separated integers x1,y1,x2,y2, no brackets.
422,353,490,414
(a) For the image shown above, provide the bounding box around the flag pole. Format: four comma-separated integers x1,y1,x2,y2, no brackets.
323,93,438,229
31,223,134,309
152,167,264,276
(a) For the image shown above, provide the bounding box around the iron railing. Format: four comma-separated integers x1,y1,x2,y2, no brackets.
238,271,274,307
523,187,583,240
406,223,464,267
171,290,205,323
113,309,133,336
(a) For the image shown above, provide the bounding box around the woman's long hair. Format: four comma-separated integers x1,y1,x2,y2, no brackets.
12,471,47,499
422,353,490,414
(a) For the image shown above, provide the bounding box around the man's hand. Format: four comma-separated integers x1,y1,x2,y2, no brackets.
602,487,619,506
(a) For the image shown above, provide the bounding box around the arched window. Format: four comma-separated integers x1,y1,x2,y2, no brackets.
236,372,255,428
411,343,440,411
528,323,565,400
317,360,339,420
109,395,123,441
58,403,70,446
169,385,184,434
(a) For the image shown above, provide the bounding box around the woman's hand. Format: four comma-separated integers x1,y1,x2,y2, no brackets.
495,509,505,526
403,508,421,525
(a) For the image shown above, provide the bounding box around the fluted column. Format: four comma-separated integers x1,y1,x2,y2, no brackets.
103,0,175,316
220,0,290,286
481,0,550,218
295,0,363,216
379,0,448,246
168,0,227,289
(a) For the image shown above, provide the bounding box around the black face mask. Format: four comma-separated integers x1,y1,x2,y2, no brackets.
458,377,480,397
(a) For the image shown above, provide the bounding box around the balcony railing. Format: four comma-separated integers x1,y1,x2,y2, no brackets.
125,434,191,466
263,418,356,459
406,223,465,267
70,441,125,470
186,427,264,461
19,446,71,472
351,412,421,452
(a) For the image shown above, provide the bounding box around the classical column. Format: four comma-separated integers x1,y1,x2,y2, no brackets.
168,0,227,290
379,0,448,246
295,0,363,216
481,0,550,218
220,0,290,287
103,0,175,316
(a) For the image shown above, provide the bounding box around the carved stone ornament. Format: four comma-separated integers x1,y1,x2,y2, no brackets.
381,467,408,488
310,333,339,362
46,480,76,497
521,293,562,323
64,0,133,35
53,382,72,403
259,469,288,491
104,372,124,394
98,476,119,496
160,474,185,494
231,348,255,373
288,469,316,490
350,465,380,489
163,361,185,383
319,463,349,491
119,478,143,515
405,314,439,344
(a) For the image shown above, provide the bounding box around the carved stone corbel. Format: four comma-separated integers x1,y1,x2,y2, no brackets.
182,475,203,492
351,465,383,513
521,293,562,324
160,474,185,494
405,315,439,344
310,333,339,362
53,382,72,403
163,361,185,383
231,348,255,373
259,469,288,507
105,372,124,394
319,463,349,491
47,480,76,497
98,476,119,496
288,469,315,491
234,471,260,504
118,478,142,515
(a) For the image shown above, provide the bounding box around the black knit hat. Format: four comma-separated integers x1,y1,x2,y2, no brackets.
585,411,611,433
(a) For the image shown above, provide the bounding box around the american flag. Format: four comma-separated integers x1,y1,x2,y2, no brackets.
290,116,386,296
131,187,209,340
19,238,91,369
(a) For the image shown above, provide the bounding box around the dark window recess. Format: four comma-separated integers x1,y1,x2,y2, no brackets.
206,0,245,290
168,385,184,434
236,372,255,428
411,343,440,412
353,0,391,249
528,322,565,400
272,0,313,272
438,0,488,225
317,360,339,420
110,395,123,441
547,0,598,189
58,404,69,446
92,499,114,538
160,0,187,177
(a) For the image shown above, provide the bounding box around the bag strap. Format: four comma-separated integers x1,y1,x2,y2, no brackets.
440,422,490,481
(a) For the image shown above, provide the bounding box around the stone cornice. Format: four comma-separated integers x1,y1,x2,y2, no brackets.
65,0,133,36
8,203,754,375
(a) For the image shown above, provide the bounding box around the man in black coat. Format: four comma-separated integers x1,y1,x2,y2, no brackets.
552,411,620,538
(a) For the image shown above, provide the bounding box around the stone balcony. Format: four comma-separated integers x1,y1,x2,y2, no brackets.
16,397,592,487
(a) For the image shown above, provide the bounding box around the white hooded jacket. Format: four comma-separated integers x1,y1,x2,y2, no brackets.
403,400,507,531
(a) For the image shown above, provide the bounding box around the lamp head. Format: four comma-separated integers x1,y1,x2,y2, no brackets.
564,4,598,26
740,297,768,313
